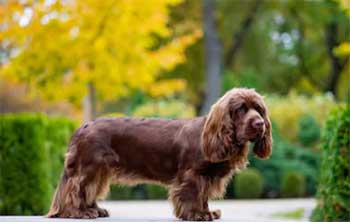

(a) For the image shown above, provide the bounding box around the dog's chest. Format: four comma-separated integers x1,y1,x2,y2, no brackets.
196,161,232,178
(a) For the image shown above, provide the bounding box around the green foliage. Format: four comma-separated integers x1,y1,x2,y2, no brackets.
298,114,321,147
281,171,306,197
249,123,320,197
312,107,350,222
108,185,133,200
0,114,49,215
221,70,237,94
234,169,263,199
109,184,167,200
45,118,76,189
0,113,76,215
145,184,168,199
267,93,336,142
132,100,195,118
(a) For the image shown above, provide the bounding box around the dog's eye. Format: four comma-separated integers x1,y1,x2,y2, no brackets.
255,105,265,115
237,105,247,114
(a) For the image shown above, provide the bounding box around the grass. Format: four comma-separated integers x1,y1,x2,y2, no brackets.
271,208,305,220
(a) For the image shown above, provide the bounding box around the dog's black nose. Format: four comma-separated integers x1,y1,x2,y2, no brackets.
252,119,264,129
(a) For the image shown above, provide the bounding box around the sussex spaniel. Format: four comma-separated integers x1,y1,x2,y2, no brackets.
47,88,272,221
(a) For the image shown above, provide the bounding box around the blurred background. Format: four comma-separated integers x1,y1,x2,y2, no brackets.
0,0,349,220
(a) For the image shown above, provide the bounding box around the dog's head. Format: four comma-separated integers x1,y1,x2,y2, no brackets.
202,88,272,162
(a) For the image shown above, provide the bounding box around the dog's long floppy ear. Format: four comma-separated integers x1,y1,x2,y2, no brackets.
253,106,272,159
201,96,236,162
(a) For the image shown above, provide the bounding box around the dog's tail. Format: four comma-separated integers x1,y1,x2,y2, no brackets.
46,138,81,218
46,170,69,218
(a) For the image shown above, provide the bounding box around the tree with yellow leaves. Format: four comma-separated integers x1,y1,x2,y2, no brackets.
0,0,201,120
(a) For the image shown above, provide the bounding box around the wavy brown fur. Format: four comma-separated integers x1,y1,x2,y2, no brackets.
47,88,272,221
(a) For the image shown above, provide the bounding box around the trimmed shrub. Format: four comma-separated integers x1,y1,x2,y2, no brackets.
0,113,76,215
280,171,306,197
234,168,263,199
0,114,50,215
45,118,76,190
249,122,320,197
298,115,321,147
312,107,350,222
146,184,168,199
108,184,167,200
108,185,133,200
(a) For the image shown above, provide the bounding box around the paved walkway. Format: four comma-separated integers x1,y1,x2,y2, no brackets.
0,199,315,222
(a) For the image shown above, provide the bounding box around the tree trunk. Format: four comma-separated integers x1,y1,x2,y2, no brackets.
325,21,347,97
83,82,96,121
225,0,262,67
201,0,222,115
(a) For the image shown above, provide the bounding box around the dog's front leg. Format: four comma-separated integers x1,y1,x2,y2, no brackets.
169,171,218,221
203,201,221,220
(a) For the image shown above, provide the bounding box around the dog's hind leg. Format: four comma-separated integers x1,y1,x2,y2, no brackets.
88,169,111,217
46,171,99,219
47,150,113,218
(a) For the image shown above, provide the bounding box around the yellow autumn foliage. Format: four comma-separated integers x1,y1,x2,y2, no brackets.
132,100,195,118
334,42,350,57
266,92,337,142
0,0,201,107
338,0,349,15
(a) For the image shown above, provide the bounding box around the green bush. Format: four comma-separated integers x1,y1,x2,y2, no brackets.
146,184,168,199
109,184,168,200
0,113,76,215
312,107,350,222
280,171,306,197
108,185,133,200
266,93,336,142
0,115,49,215
45,118,76,190
249,122,320,197
234,169,263,199
298,115,321,147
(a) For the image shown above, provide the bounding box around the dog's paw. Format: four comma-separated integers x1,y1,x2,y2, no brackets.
66,208,98,219
210,209,221,219
82,208,99,219
182,211,214,221
96,207,109,217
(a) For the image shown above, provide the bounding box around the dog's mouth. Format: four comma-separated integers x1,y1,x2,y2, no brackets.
246,128,264,142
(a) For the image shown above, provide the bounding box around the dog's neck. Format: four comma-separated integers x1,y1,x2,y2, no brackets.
229,142,250,171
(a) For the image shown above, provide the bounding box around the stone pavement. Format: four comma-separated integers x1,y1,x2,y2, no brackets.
0,198,315,222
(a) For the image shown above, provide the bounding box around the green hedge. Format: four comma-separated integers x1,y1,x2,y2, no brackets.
108,185,133,200
280,171,306,198
234,169,263,199
312,107,350,222
108,184,168,200
145,184,168,199
0,113,76,215
45,118,76,189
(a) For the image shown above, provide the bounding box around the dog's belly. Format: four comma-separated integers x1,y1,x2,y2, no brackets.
110,145,179,185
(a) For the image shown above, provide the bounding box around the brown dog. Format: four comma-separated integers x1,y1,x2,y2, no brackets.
47,88,272,221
